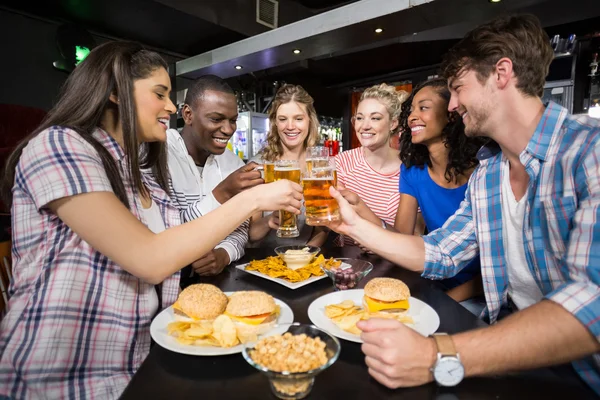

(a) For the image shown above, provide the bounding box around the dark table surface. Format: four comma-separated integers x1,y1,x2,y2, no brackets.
122,247,598,400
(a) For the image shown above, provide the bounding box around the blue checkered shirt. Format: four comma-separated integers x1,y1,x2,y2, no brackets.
422,102,600,394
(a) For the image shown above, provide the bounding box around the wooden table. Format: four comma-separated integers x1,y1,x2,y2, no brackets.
122,246,597,400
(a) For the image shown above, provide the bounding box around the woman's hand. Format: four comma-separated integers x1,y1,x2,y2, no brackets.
252,180,303,214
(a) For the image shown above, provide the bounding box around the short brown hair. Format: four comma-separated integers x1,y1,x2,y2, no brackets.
441,14,553,97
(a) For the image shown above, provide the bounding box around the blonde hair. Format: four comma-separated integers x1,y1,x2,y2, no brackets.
260,84,319,162
359,83,409,135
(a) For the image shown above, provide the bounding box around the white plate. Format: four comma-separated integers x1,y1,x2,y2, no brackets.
150,292,294,356
307,289,440,343
235,262,327,289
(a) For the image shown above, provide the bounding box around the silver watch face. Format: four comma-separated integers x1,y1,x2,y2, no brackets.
433,357,464,387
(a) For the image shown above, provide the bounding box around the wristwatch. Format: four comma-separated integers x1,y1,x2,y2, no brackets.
431,333,464,387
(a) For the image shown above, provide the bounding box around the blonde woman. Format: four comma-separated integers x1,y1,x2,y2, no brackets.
248,84,328,247
334,84,410,246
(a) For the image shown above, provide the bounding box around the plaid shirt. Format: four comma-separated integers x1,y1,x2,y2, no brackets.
0,127,181,399
422,102,600,394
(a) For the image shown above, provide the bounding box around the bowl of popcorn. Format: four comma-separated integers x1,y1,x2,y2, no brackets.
242,323,341,399
320,258,374,291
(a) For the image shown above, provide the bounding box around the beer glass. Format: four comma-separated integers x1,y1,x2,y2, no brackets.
305,147,329,175
303,163,340,226
274,160,302,238
263,161,275,183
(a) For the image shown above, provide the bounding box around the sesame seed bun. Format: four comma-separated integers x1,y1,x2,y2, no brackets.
225,291,276,317
364,278,410,302
176,284,228,320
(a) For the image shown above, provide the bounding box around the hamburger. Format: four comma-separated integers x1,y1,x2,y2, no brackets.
172,284,228,322
363,278,410,313
224,291,279,340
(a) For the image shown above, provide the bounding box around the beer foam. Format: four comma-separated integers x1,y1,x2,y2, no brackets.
274,167,301,171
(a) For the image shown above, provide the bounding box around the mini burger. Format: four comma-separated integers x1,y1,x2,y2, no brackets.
224,291,279,338
172,284,228,322
363,278,410,313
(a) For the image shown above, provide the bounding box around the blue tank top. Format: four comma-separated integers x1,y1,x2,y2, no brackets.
400,163,480,288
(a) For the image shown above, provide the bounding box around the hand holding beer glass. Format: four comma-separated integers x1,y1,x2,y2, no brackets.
274,160,302,238
303,155,340,226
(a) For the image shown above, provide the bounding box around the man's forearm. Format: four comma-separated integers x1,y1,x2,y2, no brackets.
350,219,425,272
454,300,600,377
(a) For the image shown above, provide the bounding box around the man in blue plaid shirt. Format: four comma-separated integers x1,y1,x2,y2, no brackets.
329,14,600,394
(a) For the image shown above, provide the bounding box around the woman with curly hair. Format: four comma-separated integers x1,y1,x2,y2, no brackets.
248,84,328,247
397,77,485,300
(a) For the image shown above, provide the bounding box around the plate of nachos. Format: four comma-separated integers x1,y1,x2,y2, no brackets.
235,248,341,289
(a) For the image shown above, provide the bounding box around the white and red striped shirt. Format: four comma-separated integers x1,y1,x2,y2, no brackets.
335,148,400,246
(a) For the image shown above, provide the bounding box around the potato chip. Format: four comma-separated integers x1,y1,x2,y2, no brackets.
337,313,363,331
336,300,356,309
186,324,213,338
212,315,239,348
325,300,414,335
167,321,191,335
194,337,220,347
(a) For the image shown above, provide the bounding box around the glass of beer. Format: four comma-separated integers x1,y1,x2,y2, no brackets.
263,161,275,183
305,147,329,175
303,163,340,226
274,160,302,238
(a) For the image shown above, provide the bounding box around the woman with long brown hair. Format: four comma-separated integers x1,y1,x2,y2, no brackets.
248,84,327,247
0,41,301,399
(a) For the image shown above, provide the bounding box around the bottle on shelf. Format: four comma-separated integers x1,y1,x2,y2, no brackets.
586,52,599,118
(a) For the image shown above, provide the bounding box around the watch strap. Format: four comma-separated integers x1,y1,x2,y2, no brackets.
432,333,457,357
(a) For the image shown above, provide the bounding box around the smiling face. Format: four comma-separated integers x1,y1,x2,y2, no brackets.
183,89,238,155
407,86,449,146
134,67,176,142
275,101,310,151
448,69,496,137
353,98,398,151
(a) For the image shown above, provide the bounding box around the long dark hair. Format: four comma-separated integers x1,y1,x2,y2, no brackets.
2,41,170,209
399,78,485,183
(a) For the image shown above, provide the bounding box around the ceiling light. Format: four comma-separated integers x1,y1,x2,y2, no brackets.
489,0,501,2
293,49,301,54
234,65,243,70
375,28,383,33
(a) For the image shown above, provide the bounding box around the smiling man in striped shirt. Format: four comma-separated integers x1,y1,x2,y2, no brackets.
329,14,600,394
167,75,263,279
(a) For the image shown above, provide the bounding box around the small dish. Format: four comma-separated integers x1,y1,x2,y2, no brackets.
274,245,320,270
320,258,373,291
242,323,340,399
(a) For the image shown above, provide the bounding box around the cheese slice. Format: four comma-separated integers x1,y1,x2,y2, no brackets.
225,312,270,325
364,296,410,312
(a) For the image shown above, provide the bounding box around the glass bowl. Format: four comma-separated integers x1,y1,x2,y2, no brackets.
242,323,340,399
320,258,374,291
274,245,321,270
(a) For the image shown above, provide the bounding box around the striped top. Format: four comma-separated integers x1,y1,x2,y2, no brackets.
422,102,600,394
335,148,400,246
166,129,248,263
0,127,181,399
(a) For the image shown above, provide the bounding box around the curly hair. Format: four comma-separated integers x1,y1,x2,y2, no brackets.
399,78,485,183
358,83,409,135
260,84,319,162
